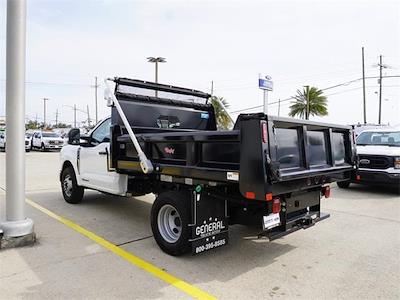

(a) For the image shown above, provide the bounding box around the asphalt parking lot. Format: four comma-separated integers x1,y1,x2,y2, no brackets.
0,152,399,299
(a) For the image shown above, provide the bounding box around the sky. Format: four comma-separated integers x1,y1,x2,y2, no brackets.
0,0,399,127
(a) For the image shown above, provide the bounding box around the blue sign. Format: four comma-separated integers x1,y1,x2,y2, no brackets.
259,77,273,91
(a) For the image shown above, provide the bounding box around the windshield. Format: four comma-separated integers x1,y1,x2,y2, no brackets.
356,131,400,146
42,132,60,138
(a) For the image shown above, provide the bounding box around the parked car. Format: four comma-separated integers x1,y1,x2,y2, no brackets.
0,131,31,152
32,131,64,151
337,128,400,189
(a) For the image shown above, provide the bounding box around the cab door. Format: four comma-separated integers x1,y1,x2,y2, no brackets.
33,132,41,148
78,118,127,195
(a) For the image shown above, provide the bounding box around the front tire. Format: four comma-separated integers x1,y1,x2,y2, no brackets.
337,181,351,189
61,166,84,204
151,191,191,256
41,143,46,152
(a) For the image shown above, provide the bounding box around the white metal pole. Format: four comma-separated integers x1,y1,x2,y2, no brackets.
1,0,34,239
263,90,268,114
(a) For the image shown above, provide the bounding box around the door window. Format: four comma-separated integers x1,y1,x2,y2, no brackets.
91,119,111,144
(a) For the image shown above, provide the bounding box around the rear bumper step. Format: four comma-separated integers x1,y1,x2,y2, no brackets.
262,212,330,241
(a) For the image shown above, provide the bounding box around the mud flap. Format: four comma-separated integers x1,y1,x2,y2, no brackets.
189,190,229,254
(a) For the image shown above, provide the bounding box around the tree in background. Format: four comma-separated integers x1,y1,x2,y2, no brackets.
289,86,328,119
210,96,232,130
25,120,40,130
54,123,70,129
25,120,71,130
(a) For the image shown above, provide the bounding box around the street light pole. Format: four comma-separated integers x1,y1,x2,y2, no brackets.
94,76,98,124
0,0,34,245
74,104,77,128
147,57,166,97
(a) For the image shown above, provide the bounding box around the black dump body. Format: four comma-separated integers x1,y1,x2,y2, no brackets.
109,78,355,247
110,78,355,197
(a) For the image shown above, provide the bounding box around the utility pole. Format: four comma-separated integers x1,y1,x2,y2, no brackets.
43,97,49,128
377,55,387,125
0,0,34,245
55,109,59,127
147,57,166,97
304,85,310,120
74,104,77,128
86,105,91,127
211,81,214,95
94,76,98,124
362,47,366,124
278,98,281,116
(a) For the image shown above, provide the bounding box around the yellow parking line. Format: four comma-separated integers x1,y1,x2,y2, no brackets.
25,198,216,300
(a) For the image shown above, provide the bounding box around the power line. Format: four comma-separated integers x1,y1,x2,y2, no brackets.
229,75,400,114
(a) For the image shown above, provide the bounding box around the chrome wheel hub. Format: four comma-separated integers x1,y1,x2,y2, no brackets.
157,204,182,243
63,175,73,197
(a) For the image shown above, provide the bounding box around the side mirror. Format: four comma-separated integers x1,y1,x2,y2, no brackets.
68,128,80,145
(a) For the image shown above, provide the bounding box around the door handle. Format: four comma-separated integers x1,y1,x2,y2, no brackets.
98,151,107,155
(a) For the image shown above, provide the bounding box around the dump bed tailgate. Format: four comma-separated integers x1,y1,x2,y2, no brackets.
238,114,356,199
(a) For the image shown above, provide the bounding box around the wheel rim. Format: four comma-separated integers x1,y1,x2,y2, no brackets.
157,204,182,243
63,174,73,197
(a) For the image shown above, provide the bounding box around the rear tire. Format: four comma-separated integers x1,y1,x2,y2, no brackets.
337,181,351,189
61,166,84,204
151,191,191,256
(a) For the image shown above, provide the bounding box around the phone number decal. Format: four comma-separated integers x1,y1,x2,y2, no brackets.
195,239,226,254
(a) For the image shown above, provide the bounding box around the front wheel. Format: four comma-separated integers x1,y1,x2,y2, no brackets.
337,181,351,189
61,166,84,204
41,143,46,151
151,191,191,256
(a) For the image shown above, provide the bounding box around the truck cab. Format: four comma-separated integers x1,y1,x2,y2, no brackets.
60,118,128,196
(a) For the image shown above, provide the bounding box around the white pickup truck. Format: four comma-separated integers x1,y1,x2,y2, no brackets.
32,131,64,151
58,77,355,256
337,128,400,189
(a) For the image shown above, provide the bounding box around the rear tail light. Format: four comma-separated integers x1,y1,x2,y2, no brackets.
261,122,268,143
394,157,400,169
272,198,281,214
245,191,256,199
322,186,331,198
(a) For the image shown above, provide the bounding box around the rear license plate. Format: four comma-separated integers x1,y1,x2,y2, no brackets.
263,213,281,230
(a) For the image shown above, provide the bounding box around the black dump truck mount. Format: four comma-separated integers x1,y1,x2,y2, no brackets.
100,78,356,255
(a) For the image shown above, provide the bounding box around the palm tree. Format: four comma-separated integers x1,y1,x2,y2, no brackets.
289,87,328,119
210,96,232,130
